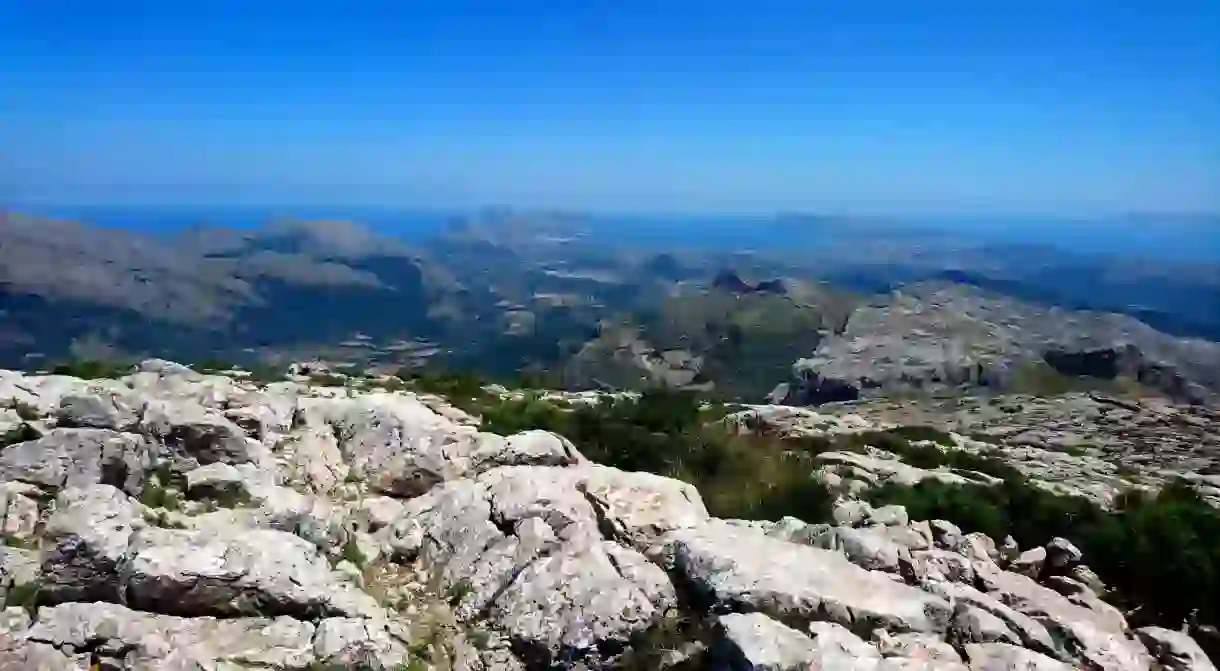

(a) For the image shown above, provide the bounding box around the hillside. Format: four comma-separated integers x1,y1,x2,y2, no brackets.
0,361,1217,668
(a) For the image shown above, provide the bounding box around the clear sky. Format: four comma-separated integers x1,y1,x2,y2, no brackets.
2,0,1218,214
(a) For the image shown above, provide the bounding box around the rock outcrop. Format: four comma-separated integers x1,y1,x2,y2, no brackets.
0,361,1213,669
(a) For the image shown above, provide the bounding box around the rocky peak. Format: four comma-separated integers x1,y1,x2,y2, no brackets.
0,361,1214,669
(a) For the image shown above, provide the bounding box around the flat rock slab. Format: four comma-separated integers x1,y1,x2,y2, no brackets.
662,520,952,636
125,526,381,619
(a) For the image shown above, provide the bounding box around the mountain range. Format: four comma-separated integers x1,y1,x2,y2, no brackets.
2,209,1218,404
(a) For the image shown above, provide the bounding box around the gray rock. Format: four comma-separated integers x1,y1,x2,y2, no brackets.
873,630,963,664
0,428,151,496
0,483,39,539
714,612,823,671
964,643,1072,671
125,526,381,618
1043,537,1082,572
978,568,1152,671
816,525,908,574
55,391,141,430
578,464,710,547
869,504,910,527
952,605,1021,646
662,520,952,634
926,582,1057,657
1010,547,1046,579
490,537,676,666
834,499,874,526
911,549,976,584
40,484,140,603
142,400,260,466
471,429,584,471
1135,626,1217,671
25,601,317,669
930,520,963,551
184,461,247,498
314,617,408,669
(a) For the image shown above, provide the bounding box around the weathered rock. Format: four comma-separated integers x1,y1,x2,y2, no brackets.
1135,626,1217,671
314,617,408,669
0,483,39,539
125,526,381,618
964,643,1072,671
0,546,39,604
926,582,1057,657
141,400,261,466
55,391,141,431
578,464,710,547
930,520,963,551
873,630,963,664
816,525,908,574
1043,537,1082,572
662,520,952,634
869,505,910,527
40,484,140,603
471,429,584,471
491,537,676,666
978,569,1152,670
25,601,317,669
1010,547,1046,579
834,499,874,526
714,612,825,671
0,428,151,495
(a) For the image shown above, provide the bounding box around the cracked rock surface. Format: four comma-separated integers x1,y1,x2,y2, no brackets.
0,361,1214,669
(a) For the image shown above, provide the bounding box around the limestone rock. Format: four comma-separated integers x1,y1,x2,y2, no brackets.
834,499,874,526
125,527,381,618
930,520,963,551
40,484,140,603
471,429,584,471
490,537,676,666
314,617,409,669
964,643,1072,671
141,400,261,466
55,391,141,431
1010,547,1046,579
1135,626,1217,671
978,569,1152,671
662,520,952,634
1043,537,1082,572
714,612,824,671
0,428,150,496
869,504,910,527
25,601,317,669
0,483,39,540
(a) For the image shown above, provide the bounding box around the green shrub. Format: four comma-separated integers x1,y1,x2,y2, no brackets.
1,423,40,447
48,359,132,379
869,476,1220,631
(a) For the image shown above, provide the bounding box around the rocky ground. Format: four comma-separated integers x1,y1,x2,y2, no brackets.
779,282,1220,406
0,361,1215,669
731,391,1220,508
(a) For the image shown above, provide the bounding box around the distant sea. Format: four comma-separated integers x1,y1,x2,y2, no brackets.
8,205,1217,263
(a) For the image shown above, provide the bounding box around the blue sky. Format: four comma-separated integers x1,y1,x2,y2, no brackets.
2,1,1217,214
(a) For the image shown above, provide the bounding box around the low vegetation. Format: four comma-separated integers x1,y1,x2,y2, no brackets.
475,385,1220,637
48,358,134,379
870,476,1220,631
